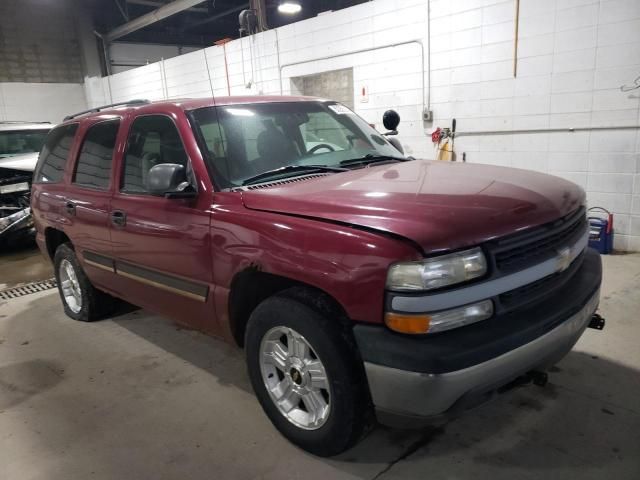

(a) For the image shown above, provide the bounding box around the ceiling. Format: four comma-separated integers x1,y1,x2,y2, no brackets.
89,0,368,47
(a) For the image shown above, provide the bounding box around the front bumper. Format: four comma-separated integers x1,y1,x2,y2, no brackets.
355,248,602,424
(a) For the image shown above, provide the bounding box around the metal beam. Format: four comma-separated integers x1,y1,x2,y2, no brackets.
104,0,206,42
127,0,209,13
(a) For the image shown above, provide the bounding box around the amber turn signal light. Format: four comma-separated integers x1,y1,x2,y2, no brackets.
384,312,431,334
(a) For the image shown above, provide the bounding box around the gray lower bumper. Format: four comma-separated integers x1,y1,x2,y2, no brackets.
365,288,600,423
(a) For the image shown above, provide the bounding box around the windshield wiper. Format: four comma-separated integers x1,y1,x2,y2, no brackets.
242,164,347,186
339,153,409,167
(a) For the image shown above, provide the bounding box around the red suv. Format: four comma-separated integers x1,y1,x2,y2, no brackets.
31,97,603,456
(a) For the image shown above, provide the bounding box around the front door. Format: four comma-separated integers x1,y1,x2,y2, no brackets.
109,113,213,331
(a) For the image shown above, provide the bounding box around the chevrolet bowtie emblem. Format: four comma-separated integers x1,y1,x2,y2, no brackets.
556,246,571,273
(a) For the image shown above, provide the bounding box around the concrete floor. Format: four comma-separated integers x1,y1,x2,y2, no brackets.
1,254,639,480
0,244,52,290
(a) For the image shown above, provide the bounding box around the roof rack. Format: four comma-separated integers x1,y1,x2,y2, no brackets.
64,99,150,121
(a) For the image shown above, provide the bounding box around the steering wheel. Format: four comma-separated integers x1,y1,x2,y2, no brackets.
308,143,335,154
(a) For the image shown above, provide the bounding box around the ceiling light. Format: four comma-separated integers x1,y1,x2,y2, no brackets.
278,1,302,14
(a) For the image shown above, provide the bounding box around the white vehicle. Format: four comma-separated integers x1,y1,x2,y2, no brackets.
0,121,52,245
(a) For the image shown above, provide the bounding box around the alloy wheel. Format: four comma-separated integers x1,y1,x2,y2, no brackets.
59,259,82,314
259,326,331,430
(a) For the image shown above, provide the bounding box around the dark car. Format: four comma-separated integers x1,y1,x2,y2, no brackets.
30,97,603,456
0,121,51,245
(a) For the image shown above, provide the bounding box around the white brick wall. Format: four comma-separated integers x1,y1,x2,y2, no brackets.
0,82,87,124
430,0,640,251
84,0,640,251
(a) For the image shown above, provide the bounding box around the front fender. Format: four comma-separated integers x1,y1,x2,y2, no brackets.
210,197,422,324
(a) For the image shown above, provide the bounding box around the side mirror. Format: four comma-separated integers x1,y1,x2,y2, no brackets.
382,109,400,135
147,163,196,198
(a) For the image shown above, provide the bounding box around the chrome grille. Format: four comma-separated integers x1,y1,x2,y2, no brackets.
491,208,587,273
498,251,585,310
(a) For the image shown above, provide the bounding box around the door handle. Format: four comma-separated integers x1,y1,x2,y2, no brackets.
111,210,127,227
65,201,76,216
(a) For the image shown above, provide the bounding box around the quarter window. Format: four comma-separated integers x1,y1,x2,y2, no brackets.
34,124,78,183
122,115,189,193
73,120,120,189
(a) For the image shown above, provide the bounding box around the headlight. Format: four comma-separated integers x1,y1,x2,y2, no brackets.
386,247,487,291
385,300,494,334
0,182,30,194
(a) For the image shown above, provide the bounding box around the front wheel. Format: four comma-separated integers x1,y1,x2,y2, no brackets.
245,291,372,456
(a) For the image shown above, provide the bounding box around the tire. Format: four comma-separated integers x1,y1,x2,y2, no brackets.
53,243,114,321
245,289,373,456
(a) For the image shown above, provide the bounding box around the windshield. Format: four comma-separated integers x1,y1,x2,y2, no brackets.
0,129,49,158
189,101,405,188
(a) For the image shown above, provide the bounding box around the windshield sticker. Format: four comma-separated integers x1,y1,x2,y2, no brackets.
328,104,354,115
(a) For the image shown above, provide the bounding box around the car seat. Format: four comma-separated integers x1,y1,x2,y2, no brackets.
253,126,296,173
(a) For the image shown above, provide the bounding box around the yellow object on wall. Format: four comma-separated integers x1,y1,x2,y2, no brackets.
437,139,454,161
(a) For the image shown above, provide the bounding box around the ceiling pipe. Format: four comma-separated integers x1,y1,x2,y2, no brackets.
251,0,268,32
93,30,112,76
184,4,248,29
103,0,206,42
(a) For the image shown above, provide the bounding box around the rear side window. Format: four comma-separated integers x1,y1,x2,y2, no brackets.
122,115,188,194
73,120,120,189
34,124,78,183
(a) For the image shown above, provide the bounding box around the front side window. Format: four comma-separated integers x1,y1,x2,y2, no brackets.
73,120,120,189
189,102,404,189
122,115,188,194
33,124,78,183
0,128,50,158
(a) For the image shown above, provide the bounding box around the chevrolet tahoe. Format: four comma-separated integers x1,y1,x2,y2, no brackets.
30,97,603,456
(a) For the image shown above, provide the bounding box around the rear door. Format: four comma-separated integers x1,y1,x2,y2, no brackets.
63,117,121,287
32,123,79,243
109,113,213,331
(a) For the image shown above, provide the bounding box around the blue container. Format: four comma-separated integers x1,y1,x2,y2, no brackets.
588,207,614,254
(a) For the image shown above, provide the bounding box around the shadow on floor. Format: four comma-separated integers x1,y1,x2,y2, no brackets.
4,291,638,478
112,307,253,394
109,305,640,475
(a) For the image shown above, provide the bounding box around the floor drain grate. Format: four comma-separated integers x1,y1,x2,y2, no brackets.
0,279,57,300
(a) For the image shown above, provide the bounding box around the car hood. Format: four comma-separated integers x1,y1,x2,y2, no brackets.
0,152,38,172
240,160,585,253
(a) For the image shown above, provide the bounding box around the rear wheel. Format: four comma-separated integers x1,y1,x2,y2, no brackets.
245,290,373,456
53,243,114,321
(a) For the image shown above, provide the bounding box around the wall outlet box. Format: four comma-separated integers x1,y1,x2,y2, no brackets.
423,109,433,122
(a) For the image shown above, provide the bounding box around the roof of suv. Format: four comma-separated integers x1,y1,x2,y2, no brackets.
62,95,326,123
0,121,52,132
